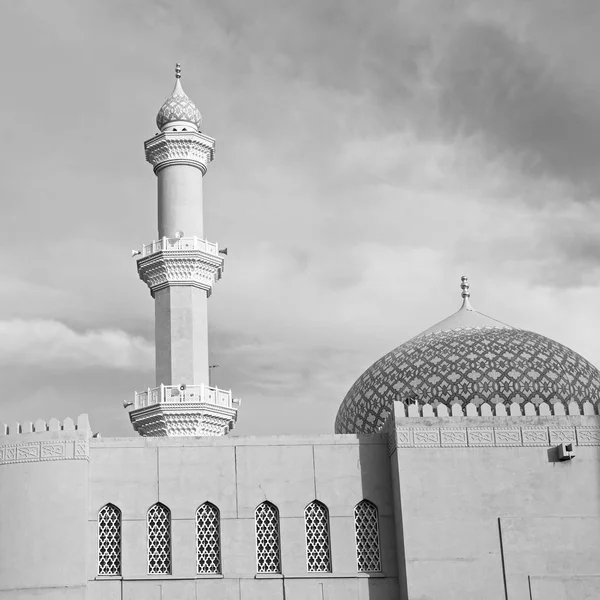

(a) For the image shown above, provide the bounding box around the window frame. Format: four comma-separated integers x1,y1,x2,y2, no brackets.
196,501,222,575
354,499,382,573
147,502,172,575
97,503,122,576
255,500,282,574
304,500,332,573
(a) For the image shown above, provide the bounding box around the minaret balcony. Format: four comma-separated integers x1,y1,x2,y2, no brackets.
133,383,236,410
135,236,224,296
140,236,220,257
126,384,241,437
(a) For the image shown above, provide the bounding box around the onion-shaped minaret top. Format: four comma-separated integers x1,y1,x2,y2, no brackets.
156,63,202,132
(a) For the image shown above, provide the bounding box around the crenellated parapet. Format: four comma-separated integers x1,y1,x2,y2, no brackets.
0,414,92,466
391,399,600,419
383,400,600,454
1,414,91,436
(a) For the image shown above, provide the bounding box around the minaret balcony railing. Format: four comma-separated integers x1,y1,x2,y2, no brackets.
141,236,219,258
134,384,234,411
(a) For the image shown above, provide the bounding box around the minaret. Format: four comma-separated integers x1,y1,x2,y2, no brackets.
125,64,240,437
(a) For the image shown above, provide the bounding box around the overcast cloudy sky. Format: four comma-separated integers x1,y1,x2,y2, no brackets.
1,0,600,436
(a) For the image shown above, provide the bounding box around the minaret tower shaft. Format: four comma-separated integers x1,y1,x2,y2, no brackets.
125,64,239,437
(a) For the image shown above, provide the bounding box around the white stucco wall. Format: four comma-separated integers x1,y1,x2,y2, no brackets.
0,418,91,600
87,433,398,600
389,408,600,600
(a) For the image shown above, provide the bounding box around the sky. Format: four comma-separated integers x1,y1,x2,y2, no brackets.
1,0,600,437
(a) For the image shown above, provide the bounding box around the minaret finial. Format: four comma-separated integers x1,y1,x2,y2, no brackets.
175,63,182,79
460,275,474,310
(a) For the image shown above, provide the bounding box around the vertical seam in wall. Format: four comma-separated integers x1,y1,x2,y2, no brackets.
157,446,160,502
234,445,239,518
312,445,317,499
86,447,91,580
498,518,509,600
391,452,409,600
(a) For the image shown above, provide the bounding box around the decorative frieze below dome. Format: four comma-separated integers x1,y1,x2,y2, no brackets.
136,247,224,297
144,130,215,174
387,422,600,453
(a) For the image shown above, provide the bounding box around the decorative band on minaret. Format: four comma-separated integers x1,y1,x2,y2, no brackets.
125,64,240,437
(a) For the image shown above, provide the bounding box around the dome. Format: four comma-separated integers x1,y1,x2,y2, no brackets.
335,277,600,434
156,63,202,132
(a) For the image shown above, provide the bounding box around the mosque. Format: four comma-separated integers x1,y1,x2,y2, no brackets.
2,65,600,600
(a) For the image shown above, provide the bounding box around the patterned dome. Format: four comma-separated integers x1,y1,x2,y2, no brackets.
335,277,600,434
156,64,202,132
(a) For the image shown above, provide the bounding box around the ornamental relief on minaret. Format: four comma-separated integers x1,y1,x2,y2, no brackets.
137,253,224,295
144,133,215,173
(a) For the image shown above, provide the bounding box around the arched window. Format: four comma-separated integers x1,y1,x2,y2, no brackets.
304,500,331,572
196,502,221,574
98,503,121,575
147,503,171,574
354,499,381,572
255,501,281,573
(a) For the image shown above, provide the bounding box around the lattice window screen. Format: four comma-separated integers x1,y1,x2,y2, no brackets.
98,504,121,575
354,500,382,572
196,502,221,574
255,501,281,573
147,503,171,574
304,501,332,572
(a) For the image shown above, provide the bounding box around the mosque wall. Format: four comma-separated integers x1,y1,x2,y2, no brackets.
0,416,91,600
388,404,600,600
9,406,600,600
87,433,399,600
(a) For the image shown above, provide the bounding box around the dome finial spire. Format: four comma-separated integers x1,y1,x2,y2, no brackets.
175,63,181,79
461,276,470,298
460,275,474,311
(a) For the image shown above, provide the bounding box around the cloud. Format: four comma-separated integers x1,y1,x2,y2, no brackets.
0,320,153,371
2,0,600,437
436,19,600,193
